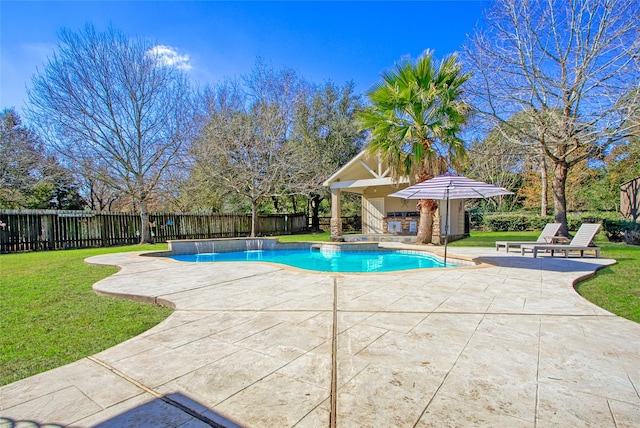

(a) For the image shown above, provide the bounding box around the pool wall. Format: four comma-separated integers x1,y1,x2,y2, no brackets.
165,237,384,256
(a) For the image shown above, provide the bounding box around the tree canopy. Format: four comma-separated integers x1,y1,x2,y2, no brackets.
0,108,83,209
291,80,365,229
192,61,306,236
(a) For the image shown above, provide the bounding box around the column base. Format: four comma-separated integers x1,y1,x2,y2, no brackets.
330,218,342,241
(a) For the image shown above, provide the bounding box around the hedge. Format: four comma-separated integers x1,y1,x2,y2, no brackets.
482,214,551,232
479,212,622,233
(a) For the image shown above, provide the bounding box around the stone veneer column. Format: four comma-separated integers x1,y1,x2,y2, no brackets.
330,187,342,241
432,206,442,244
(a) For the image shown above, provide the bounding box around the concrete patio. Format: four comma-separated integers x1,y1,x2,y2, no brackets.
1,246,639,427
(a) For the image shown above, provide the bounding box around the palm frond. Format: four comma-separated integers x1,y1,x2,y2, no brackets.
359,50,471,181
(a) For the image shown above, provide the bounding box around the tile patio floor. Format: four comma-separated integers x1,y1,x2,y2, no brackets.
1,246,639,427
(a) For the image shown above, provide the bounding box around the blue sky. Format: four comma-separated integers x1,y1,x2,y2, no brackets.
1,1,487,116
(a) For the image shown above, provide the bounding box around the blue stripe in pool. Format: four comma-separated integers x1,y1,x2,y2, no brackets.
170,249,453,273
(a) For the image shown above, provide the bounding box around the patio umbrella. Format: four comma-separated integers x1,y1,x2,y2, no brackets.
389,172,513,264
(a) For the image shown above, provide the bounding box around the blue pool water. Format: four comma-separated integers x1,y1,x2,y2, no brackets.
170,249,453,273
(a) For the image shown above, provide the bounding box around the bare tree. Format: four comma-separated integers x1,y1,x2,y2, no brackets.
192,61,305,236
468,110,555,214
79,171,121,212
27,24,196,243
465,0,640,235
465,140,524,212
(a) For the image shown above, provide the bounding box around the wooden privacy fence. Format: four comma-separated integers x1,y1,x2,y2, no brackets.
0,210,307,253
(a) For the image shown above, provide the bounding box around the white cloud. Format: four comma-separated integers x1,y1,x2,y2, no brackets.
147,45,192,71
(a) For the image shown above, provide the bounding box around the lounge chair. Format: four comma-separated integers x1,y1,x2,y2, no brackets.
495,223,562,252
520,223,601,258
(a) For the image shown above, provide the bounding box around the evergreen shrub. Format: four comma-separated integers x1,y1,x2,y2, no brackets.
625,229,640,246
603,219,640,244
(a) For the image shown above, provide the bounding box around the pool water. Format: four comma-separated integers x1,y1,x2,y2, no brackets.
170,249,453,273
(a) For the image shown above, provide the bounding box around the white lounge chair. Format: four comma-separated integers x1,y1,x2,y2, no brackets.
520,223,601,258
495,223,562,252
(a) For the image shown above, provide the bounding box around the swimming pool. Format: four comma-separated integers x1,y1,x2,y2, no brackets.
170,248,454,273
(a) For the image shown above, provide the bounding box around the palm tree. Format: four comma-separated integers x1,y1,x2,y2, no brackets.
358,50,470,244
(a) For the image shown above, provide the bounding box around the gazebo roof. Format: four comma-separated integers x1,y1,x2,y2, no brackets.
323,149,409,194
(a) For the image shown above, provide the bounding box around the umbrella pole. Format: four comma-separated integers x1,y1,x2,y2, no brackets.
444,190,450,266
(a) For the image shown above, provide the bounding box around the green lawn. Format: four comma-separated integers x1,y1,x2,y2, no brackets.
1,231,637,387
573,240,640,324
275,231,332,242
0,244,172,386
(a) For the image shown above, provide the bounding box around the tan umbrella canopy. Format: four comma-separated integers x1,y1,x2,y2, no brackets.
389,173,513,264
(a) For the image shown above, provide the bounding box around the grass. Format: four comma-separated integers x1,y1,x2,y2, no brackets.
0,244,172,386
573,240,640,323
275,231,332,242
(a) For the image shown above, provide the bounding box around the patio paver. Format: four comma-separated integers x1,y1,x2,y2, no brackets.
1,246,639,427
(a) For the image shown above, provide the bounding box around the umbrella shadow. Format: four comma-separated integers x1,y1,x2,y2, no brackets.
473,254,615,274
